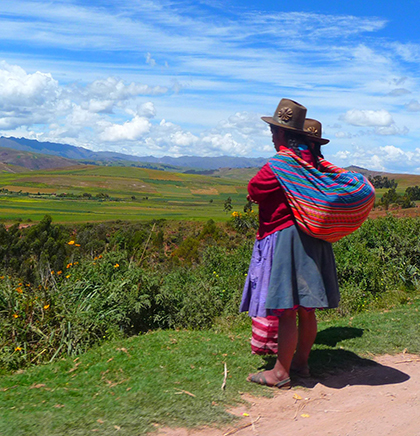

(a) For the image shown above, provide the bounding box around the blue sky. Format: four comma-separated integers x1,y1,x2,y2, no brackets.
0,0,419,172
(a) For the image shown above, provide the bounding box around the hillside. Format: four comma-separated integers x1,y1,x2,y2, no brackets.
0,147,80,171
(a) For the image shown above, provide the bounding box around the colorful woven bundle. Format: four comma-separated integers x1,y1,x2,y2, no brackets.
268,149,375,243
251,316,278,355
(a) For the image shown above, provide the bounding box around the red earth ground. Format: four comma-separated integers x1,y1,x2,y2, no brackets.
155,353,420,436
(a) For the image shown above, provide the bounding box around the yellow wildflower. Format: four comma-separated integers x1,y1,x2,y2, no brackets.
16,287,23,294
66,275,70,279
75,244,81,247
51,271,54,275
15,347,22,351
57,271,62,275
68,240,75,245
114,263,119,268
44,304,50,310
66,263,72,268
0,276,4,279
98,255,103,259
13,314,19,318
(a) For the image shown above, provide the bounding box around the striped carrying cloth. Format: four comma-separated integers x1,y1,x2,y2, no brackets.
251,316,278,355
268,148,375,243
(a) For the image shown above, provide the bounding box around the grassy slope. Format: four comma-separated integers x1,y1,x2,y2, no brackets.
1,297,420,436
0,166,249,223
373,173,420,196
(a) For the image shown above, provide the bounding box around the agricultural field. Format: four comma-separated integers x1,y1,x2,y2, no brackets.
2,162,420,223
0,165,255,223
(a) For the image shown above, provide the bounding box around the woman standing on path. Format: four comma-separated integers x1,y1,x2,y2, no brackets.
240,99,340,389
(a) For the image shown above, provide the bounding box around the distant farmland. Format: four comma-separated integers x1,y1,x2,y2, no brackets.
0,165,256,223
2,163,420,224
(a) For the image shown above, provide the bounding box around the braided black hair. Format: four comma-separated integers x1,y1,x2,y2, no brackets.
284,130,323,167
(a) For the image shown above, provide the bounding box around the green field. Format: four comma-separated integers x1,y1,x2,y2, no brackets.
2,164,420,223
0,165,255,223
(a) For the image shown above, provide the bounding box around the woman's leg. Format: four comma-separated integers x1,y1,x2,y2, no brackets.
248,309,297,386
292,308,317,373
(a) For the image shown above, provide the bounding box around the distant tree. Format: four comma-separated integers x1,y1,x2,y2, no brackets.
379,188,415,210
243,199,253,214
369,175,398,189
406,186,420,201
379,188,398,210
96,192,109,199
223,197,233,213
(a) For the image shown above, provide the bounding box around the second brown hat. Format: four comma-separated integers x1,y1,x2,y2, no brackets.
303,118,329,145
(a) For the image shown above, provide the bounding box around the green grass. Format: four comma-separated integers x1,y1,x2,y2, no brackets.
0,196,248,223
1,298,420,435
0,165,249,223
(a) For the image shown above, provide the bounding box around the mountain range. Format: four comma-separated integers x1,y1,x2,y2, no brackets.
0,136,268,171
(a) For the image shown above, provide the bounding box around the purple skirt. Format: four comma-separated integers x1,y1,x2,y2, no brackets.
240,225,340,317
239,232,279,317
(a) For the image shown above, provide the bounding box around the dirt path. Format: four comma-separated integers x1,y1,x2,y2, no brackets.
157,353,420,436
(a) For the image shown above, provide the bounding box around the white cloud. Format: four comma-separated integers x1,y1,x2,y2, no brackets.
0,61,61,128
328,144,420,173
136,102,156,119
82,99,114,114
219,111,269,137
343,109,394,127
391,42,420,63
380,145,405,160
100,115,151,142
171,130,198,147
334,150,351,160
201,133,250,156
335,131,353,138
146,52,156,67
84,77,168,100
0,62,59,105
375,125,408,136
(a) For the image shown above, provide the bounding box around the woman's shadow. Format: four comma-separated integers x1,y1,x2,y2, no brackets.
260,326,410,389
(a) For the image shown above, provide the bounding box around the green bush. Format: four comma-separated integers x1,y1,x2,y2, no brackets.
228,211,258,233
3,214,420,370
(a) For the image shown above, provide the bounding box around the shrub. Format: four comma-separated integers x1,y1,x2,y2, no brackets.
2,214,420,370
228,211,258,233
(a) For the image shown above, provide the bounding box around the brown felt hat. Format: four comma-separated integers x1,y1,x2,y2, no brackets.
261,98,307,134
303,118,329,145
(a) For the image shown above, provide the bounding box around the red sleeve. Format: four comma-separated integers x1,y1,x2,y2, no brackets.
248,163,280,202
246,150,317,240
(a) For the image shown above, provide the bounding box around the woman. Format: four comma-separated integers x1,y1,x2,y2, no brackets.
240,99,340,389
